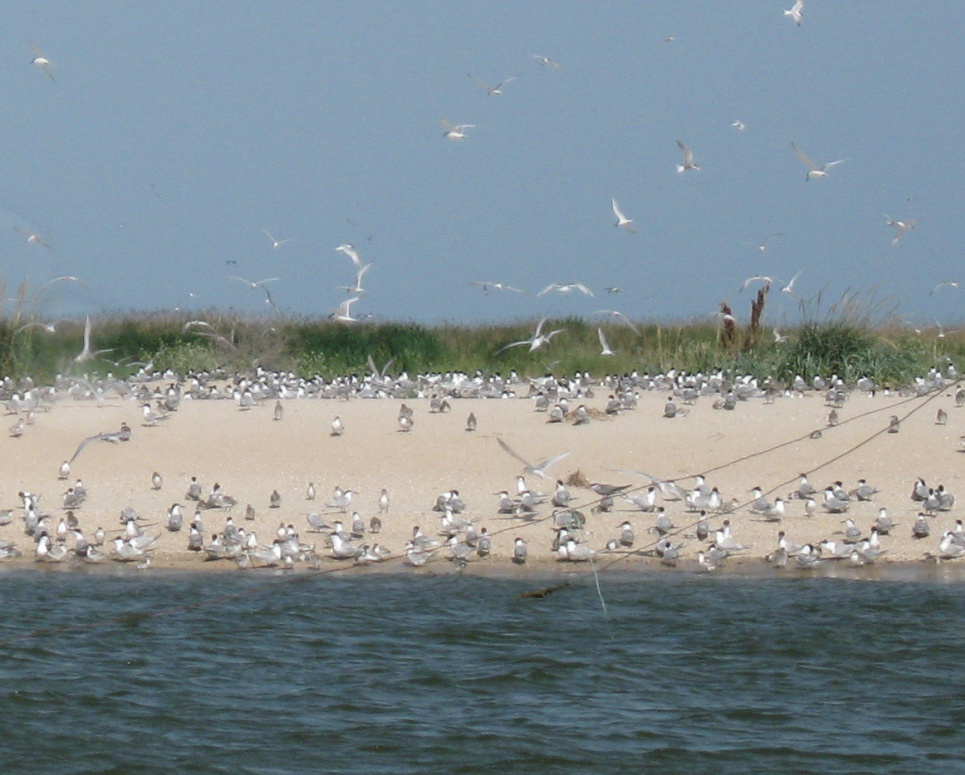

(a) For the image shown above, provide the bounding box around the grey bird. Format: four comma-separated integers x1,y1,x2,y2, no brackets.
512,537,528,564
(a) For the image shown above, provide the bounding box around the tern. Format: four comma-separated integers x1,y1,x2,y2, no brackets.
538,282,593,297
30,44,55,82
730,120,747,131
532,54,559,68
929,281,959,296
611,198,636,233
676,140,700,173
784,0,804,25
496,437,570,479
74,316,114,363
885,216,917,245
331,296,361,323
13,226,52,249
335,243,366,269
262,229,290,249
598,328,614,356
791,142,846,181
441,119,476,140
594,309,639,334
470,280,526,295
469,74,515,96
495,318,565,354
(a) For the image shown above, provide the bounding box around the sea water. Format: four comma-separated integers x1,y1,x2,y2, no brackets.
0,570,962,774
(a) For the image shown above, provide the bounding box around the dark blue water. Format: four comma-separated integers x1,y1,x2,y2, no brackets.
0,570,962,774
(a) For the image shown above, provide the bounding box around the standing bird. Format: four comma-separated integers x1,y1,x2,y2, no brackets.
331,416,345,436
466,412,477,432
379,488,390,514
273,400,284,421
512,537,528,565
152,471,163,491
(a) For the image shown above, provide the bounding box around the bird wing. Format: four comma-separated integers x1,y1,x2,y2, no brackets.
791,142,818,171
598,327,613,354
573,283,594,296
537,284,558,296
532,451,571,478
496,437,534,470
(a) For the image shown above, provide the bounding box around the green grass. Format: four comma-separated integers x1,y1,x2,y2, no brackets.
0,289,961,386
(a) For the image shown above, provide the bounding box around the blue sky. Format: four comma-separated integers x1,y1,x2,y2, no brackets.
3,2,964,329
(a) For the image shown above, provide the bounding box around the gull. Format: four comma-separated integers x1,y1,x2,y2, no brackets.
594,309,640,334
30,44,55,82
784,0,804,25
598,328,614,356
885,216,918,245
675,140,700,173
470,280,526,295
538,282,593,297
262,229,290,249
74,316,114,363
611,198,636,233
331,296,361,323
441,119,475,140
469,74,515,96
495,318,565,354
13,227,52,249
791,142,846,181
496,437,570,479
532,54,559,67
929,281,959,296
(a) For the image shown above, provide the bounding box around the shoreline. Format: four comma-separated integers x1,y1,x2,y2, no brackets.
2,377,964,578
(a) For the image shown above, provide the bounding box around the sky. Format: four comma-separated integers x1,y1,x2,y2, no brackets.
2,2,964,329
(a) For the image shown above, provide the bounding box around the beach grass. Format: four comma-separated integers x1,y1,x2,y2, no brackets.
0,308,959,388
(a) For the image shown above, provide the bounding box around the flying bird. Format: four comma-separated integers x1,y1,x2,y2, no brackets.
612,198,636,233
598,328,615,356
30,44,55,82
784,0,804,25
470,281,526,295
74,317,113,363
781,270,803,295
593,309,640,334
495,437,570,480
469,74,515,96
441,119,476,140
885,216,918,245
739,275,773,292
13,227,51,249
331,296,361,323
538,282,593,297
929,281,960,296
731,120,747,131
335,243,366,269
262,229,290,249
495,318,565,354
791,142,846,181
676,140,700,173
532,54,559,68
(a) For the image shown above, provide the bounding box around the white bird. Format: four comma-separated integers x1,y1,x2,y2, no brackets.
784,0,804,25
593,309,640,334
74,316,114,363
469,74,515,96
30,44,55,82
495,437,570,480
495,318,565,354
331,296,361,323
13,226,52,249
338,263,371,295
598,328,614,356
335,243,365,269
470,281,526,295
611,198,636,233
262,229,290,249
538,282,593,297
731,120,747,131
331,416,345,437
781,270,803,295
441,119,476,140
532,54,559,67
929,281,959,296
229,276,279,308
740,275,773,292
676,140,700,173
885,216,918,245
791,142,846,181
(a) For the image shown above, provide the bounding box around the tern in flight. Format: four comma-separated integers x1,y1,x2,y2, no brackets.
469,74,515,96
229,276,279,308
331,297,361,323
598,328,615,356
441,119,476,140
784,0,804,25
30,44,54,82
885,216,918,245
929,281,960,297
676,140,700,173
594,309,640,334
471,281,526,295
13,227,51,249
792,142,846,181
532,54,560,68
495,318,565,354
496,437,570,480
538,282,593,297
262,229,290,249
612,198,636,233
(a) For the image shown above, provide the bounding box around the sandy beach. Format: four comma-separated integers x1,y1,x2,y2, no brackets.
2,377,965,578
